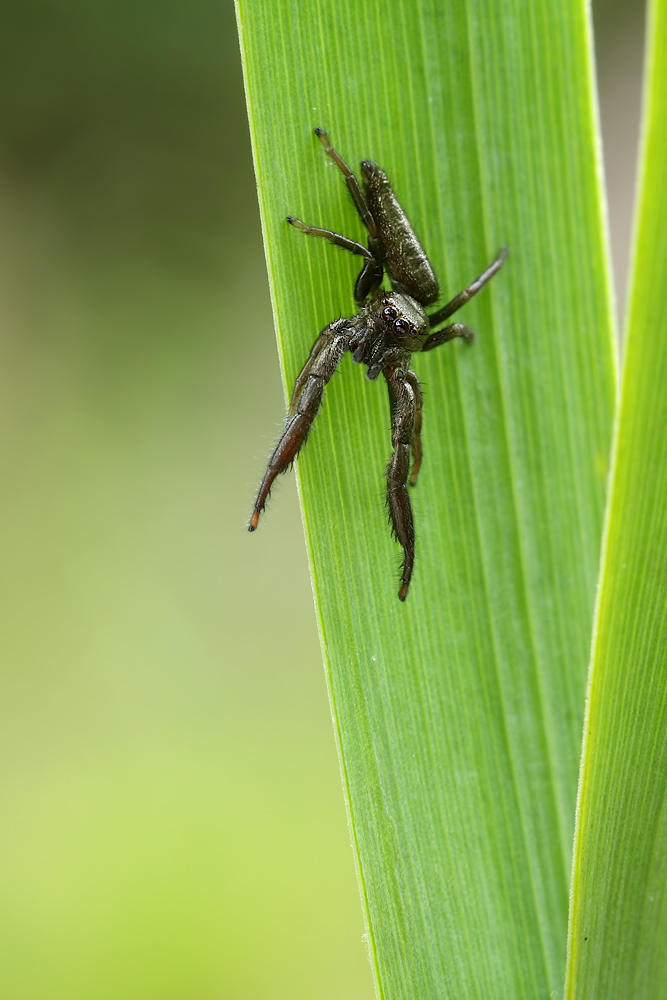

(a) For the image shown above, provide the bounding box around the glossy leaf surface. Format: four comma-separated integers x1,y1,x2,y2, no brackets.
237,1,616,995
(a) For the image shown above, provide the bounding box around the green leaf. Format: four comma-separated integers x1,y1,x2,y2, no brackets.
236,1,616,995
565,0,667,994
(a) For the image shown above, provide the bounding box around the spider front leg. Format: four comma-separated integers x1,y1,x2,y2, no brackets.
249,319,351,531
288,324,342,415
384,365,419,601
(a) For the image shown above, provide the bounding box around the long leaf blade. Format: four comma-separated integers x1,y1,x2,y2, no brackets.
236,1,616,995
566,0,667,994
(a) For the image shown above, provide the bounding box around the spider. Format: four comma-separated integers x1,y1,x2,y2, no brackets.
249,128,507,601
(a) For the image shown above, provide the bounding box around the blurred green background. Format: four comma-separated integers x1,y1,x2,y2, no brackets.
0,1,644,997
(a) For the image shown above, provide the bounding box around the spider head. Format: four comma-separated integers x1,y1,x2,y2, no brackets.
379,292,428,349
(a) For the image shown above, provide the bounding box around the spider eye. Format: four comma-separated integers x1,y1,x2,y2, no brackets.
383,306,398,322
394,318,410,336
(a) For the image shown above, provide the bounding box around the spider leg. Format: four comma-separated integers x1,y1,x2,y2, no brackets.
422,322,475,352
405,371,423,486
289,325,340,415
286,216,383,304
426,247,508,328
286,216,372,260
384,365,418,601
249,319,351,531
314,128,378,239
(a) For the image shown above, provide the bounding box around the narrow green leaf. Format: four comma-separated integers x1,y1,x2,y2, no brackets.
236,1,616,995
566,0,667,994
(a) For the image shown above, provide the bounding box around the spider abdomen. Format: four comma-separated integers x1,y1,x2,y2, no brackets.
361,161,439,305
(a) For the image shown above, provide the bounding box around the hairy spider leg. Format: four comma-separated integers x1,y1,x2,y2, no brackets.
422,322,475,352
286,216,382,303
427,247,508,330
314,128,378,239
384,365,418,600
404,370,423,486
249,320,352,531
288,325,341,415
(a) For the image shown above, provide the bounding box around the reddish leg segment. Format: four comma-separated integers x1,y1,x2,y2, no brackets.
249,320,351,531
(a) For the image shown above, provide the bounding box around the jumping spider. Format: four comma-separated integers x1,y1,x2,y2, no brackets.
249,128,507,601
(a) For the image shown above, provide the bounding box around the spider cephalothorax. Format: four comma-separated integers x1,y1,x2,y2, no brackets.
249,128,507,601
